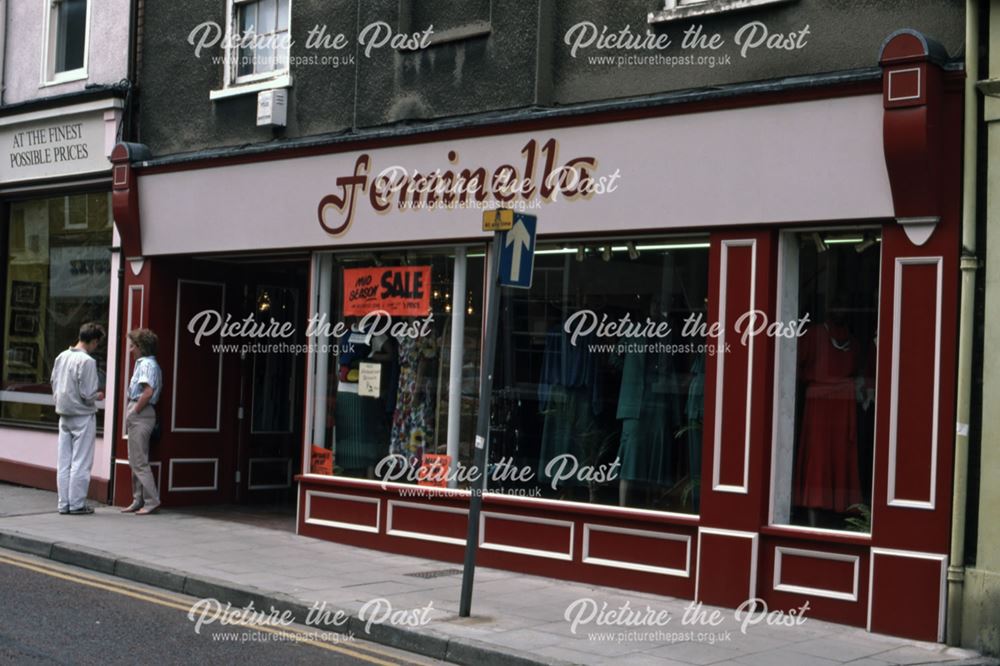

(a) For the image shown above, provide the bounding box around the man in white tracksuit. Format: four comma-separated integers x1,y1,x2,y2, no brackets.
50,323,105,515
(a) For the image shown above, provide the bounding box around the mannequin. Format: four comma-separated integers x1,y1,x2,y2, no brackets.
794,309,863,523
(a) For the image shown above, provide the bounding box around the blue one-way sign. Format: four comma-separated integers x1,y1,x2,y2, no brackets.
497,213,536,289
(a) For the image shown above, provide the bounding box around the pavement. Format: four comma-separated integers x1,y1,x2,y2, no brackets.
0,483,995,666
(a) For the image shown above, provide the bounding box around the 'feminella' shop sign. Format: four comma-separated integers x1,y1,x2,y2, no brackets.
136,95,893,255
317,138,619,236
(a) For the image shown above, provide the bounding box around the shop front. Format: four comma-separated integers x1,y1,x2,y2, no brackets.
0,95,124,497
111,33,961,642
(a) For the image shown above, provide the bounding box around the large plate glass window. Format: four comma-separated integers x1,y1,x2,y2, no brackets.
490,238,709,513
307,248,484,486
772,229,881,532
0,193,113,427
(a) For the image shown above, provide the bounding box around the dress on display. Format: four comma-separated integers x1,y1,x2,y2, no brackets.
390,335,437,469
685,354,706,504
617,336,682,485
537,326,602,486
794,323,862,512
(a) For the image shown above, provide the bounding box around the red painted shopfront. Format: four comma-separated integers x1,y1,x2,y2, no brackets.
110,31,961,642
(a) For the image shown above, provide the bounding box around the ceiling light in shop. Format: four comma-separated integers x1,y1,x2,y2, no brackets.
812,232,828,253
633,243,710,251
534,248,578,255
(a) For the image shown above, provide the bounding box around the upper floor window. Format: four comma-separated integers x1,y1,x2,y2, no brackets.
231,0,290,84
648,0,795,24
42,0,89,85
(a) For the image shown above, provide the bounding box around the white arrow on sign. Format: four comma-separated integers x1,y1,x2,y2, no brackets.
505,220,531,280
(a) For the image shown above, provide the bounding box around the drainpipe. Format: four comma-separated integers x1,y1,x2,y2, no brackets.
0,0,7,105
946,0,980,647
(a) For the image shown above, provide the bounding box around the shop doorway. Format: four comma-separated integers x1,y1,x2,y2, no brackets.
227,260,308,508
159,254,308,514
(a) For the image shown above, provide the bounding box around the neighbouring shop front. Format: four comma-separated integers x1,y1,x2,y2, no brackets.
111,33,961,642
0,95,123,497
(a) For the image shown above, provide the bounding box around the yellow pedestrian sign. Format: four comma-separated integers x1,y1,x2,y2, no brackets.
482,208,514,232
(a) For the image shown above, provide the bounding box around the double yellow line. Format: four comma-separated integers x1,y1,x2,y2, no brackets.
0,551,422,666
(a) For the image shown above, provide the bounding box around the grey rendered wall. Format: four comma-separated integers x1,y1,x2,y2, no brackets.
552,0,966,104
3,0,130,105
137,0,539,155
136,0,965,158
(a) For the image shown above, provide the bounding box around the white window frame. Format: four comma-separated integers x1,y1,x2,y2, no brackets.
211,0,292,100
40,0,91,86
768,226,882,535
648,0,796,24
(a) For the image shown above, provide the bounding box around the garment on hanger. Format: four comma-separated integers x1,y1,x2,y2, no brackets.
537,325,603,487
616,335,682,485
685,353,706,505
390,334,437,469
794,323,862,511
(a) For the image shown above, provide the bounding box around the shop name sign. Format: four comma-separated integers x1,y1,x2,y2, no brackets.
317,137,622,236
1,113,109,183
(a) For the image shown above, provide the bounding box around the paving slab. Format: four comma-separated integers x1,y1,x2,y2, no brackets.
0,483,993,666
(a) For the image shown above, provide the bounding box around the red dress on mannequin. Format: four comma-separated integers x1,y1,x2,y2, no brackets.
794,323,863,511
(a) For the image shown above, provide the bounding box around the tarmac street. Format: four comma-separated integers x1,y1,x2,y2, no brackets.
0,483,994,666
0,550,442,665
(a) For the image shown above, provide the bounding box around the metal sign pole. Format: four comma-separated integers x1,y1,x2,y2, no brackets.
459,235,501,617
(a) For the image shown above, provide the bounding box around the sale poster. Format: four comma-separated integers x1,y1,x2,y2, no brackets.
417,454,451,488
310,446,333,475
343,266,431,317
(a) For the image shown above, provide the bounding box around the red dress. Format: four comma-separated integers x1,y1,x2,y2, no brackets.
794,324,862,511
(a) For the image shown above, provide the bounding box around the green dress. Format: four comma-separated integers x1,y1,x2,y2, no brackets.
617,343,681,485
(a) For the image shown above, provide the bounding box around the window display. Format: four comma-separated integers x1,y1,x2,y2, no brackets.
306,238,708,513
308,248,484,484
772,229,880,531
0,193,113,427
489,239,709,513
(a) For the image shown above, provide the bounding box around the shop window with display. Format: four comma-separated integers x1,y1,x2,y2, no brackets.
0,193,113,427
307,248,484,486
772,229,881,532
489,238,710,513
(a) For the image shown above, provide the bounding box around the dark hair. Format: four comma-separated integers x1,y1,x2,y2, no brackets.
79,322,106,344
127,328,158,357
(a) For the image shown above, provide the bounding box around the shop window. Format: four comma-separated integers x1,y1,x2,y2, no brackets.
43,0,89,84
229,0,291,83
0,193,113,428
307,248,484,485
772,229,881,532
490,239,710,514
